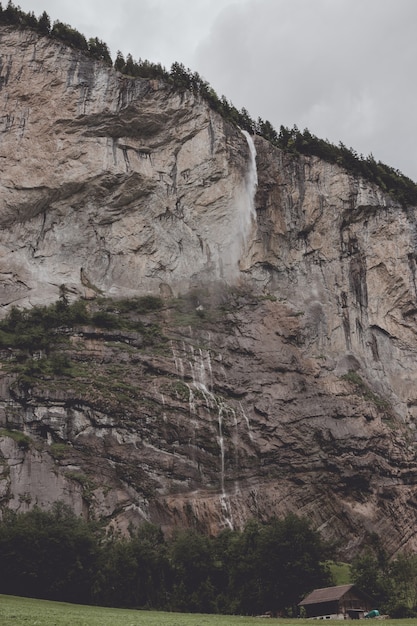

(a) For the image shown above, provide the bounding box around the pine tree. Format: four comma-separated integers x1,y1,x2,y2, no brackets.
114,50,125,73
38,11,50,35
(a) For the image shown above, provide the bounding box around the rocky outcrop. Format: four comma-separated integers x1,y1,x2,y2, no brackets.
0,25,254,309
1,25,417,558
249,141,417,426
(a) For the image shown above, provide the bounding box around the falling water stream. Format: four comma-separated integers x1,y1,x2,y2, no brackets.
168,138,258,529
172,344,234,529
241,130,258,211
239,129,258,247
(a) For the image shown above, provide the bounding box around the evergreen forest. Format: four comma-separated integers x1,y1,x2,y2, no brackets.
0,504,417,617
0,505,330,615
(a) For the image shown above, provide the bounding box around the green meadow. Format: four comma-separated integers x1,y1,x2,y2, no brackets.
0,596,416,626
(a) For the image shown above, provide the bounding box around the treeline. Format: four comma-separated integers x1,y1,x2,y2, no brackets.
0,1,112,64
1,2,417,205
0,504,330,615
272,125,417,207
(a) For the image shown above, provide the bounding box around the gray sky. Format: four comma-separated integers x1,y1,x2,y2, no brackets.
15,0,417,181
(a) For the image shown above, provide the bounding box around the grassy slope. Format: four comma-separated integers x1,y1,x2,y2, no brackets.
0,596,414,626
327,561,352,585
0,595,286,625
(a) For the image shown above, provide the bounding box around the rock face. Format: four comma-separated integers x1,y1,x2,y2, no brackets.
1,25,417,558
0,26,254,308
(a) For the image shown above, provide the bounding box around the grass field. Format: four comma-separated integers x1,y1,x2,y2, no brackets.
0,595,415,626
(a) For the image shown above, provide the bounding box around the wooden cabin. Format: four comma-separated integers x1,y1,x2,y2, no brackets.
298,584,374,619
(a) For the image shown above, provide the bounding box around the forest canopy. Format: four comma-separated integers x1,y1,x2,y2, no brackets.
1,504,417,617
0,505,331,615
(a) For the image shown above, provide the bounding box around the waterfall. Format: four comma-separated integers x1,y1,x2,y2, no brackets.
171,343,185,379
242,130,258,214
239,130,258,247
185,345,235,528
186,383,196,415
218,408,233,530
171,340,259,531
217,128,258,279
239,401,254,442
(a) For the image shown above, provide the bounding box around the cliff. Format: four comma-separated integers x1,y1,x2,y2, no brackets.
1,25,417,558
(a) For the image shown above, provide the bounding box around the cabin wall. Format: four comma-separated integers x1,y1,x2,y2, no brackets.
304,592,372,619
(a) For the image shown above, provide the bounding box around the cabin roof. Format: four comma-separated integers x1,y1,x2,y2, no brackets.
299,584,357,606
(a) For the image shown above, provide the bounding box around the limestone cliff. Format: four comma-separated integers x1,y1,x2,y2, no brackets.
0,25,253,308
1,25,417,558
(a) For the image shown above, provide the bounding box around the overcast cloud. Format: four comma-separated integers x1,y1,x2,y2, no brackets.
15,0,417,181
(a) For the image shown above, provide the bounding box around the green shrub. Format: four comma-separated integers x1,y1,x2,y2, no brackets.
90,311,120,329
341,370,390,409
49,443,71,459
0,428,31,450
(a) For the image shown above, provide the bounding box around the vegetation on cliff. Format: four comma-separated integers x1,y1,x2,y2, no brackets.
0,293,168,409
1,1,416,206
0,1,112,64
